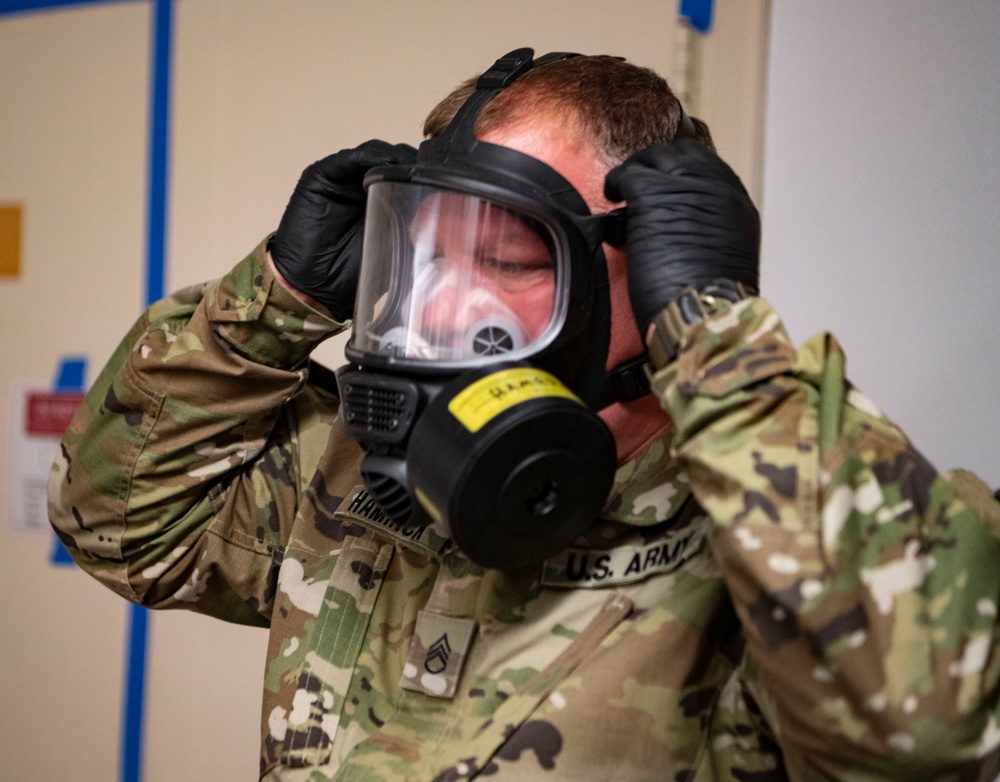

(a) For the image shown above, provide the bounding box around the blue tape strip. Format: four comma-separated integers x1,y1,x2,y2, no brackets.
121,4,174,780
54,356,87,392
144,0,171,306
0,0,137,17
121,2,173,781
122,603,150,782
49,537,76,564
679,0,714,33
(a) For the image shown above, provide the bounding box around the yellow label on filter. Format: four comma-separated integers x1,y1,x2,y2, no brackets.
447,367,581,433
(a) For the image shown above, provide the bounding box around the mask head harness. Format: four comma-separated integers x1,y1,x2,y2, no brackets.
337,48,694,569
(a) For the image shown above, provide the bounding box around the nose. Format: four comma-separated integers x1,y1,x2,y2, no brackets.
418,260,475,333
415,259,526,356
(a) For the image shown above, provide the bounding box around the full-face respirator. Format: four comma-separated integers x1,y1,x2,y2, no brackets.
336,48,656,569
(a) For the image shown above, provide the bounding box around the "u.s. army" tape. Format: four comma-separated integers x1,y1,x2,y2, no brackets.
541,520,709,588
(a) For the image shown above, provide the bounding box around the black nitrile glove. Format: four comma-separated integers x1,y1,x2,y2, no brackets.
271,140,417,321
604,138,761,333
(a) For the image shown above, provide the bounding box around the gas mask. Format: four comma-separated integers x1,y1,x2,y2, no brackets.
337,48,652,569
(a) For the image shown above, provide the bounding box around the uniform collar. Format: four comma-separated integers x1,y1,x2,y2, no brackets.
601,430,690,526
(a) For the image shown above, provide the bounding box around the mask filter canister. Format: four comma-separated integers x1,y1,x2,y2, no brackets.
406,363,616,569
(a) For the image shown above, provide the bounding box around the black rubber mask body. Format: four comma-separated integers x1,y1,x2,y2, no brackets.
339,48,618,569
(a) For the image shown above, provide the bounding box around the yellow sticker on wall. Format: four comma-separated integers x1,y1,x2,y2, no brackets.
448,367,581,433
0,204,22,278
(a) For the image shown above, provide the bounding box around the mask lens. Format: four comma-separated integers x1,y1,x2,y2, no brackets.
352,182,565,366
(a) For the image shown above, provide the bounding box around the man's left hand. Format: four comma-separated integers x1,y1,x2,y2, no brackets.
604,139,761,335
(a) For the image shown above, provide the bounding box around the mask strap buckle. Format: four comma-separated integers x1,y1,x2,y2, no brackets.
601,207,628,246
594,107,698,248
603,355,651,406
674,107,700,142
477,47,537,88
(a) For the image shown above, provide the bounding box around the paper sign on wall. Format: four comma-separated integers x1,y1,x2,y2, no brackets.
6,381,84,535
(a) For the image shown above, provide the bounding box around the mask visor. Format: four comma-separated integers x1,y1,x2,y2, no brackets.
351,181,566,369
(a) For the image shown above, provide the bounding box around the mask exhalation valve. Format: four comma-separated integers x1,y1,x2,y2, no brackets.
468,316,523,356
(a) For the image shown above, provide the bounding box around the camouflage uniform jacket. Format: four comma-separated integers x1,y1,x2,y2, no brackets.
50,239,1000,781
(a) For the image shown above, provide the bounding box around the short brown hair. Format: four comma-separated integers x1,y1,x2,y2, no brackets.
422,54,715,166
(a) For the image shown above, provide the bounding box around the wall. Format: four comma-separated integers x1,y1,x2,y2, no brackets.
761,0,1000,485
0,2,765,780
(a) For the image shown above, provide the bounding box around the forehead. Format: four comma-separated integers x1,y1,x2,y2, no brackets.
478,120,614,215
411,192,551,248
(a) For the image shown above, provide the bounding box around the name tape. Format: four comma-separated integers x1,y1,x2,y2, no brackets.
334,485,447,555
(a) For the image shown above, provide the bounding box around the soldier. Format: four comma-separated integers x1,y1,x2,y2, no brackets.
50,49,1000,781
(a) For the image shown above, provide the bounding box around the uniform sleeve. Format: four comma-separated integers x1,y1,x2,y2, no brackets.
48,238,344,626
650,297,1000,780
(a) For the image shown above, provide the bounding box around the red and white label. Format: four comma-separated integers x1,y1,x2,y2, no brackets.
25,392,84,436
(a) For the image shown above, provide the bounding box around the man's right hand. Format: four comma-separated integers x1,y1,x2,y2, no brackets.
270,140,417,321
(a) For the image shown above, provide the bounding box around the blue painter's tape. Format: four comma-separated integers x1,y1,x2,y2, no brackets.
144,0,171,306
50,537,76,563
121,2,174,781
54,356,87,392
0,0,138,17
50,355,88,566
679,0,714,33
122,603,149,782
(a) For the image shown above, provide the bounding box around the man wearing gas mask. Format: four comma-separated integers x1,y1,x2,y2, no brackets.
50,49,1000,781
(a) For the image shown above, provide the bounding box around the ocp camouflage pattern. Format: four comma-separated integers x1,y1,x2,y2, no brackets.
50,240,1000,780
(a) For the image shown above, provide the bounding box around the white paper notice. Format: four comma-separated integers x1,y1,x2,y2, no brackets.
6,381,85,535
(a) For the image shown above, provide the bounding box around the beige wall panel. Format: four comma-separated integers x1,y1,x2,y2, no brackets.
143,612,269,782
0,4,151,782
683,0,770,204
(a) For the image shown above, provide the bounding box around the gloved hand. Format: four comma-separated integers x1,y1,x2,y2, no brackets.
604,138,760,333
270,140,417,321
